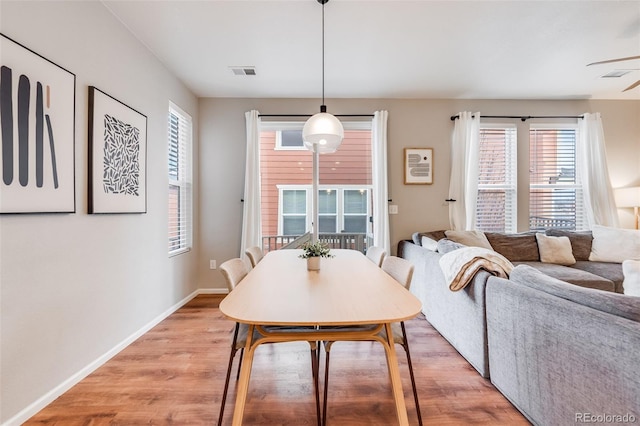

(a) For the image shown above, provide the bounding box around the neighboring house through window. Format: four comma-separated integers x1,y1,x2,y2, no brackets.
168,103,193,255
260,121,372,249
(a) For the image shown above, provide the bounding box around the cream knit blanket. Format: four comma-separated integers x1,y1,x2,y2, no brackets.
439,247,514,291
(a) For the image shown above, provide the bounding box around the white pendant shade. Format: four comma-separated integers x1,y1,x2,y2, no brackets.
303,112,344,154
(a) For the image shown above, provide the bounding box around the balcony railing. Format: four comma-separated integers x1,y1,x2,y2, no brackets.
529,216,575,231
262,232,370,253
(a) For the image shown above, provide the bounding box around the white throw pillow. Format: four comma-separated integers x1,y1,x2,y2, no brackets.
535,233,576,266
421,236,439,251
589,225,640,263
622,260,640,297
444,230,493,250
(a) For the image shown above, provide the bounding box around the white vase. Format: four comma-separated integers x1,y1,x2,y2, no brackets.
307,256,321,271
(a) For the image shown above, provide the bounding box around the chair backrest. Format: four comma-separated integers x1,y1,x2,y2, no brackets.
245,246,264,268
381,256,415,290
220,258,250,292
365,246,387,267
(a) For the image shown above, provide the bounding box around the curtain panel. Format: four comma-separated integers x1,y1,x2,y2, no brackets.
449,112,481,230
372,111,391,254
579,112,619,228
240,110,262,262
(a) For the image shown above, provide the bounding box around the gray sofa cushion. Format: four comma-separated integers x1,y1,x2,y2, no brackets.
571,260,624,293
436,238,465,254
485,232,540,261
510,264,640,322
514,261,615,292
545,229,593,261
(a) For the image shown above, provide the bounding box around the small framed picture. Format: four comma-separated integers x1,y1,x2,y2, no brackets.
404,148,433,185
88,86,147,213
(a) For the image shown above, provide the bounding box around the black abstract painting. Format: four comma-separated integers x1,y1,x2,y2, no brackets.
88,86,147,214
0,34,76,213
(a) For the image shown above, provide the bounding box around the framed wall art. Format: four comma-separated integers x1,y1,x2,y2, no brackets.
404,148,433,185
88,86,147,213
0,33,76,213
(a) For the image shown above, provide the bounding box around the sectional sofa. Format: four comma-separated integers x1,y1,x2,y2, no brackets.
398,228,640,424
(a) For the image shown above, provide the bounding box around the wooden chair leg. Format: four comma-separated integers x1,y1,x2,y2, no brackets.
310,343,322,426
235,347,244,380
218,323,240,426
401,321,422,426
322,342,333,426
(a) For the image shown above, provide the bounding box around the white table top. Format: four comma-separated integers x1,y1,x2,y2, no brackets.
219,249,422,326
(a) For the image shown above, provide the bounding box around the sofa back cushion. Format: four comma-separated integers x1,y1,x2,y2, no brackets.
485,232,540,262
510,264,640,322
545,229,592,261
445,230,493,249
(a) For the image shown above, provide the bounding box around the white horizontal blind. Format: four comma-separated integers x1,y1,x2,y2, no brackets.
168,103,193,255
529,125,586,231
476,125,517,233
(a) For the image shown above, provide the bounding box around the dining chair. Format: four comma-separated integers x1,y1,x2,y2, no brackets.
365,246,387,267
218,258,322,426
245,246,264,268
321,255,422,426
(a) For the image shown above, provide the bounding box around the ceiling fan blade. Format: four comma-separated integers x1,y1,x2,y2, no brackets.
587,55,640,66
623,80,640,92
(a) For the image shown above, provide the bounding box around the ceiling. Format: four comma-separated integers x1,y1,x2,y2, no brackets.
103,0,640,100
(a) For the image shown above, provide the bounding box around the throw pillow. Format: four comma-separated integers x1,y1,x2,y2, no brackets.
485,232,540,261
589,225,640,263
420,236,439,251
545,229,593,261
623,260,640,297
535,233,576,266
444,230,493,250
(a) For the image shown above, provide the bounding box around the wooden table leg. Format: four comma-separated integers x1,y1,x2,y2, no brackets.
231,324,257,426
383,322,409,425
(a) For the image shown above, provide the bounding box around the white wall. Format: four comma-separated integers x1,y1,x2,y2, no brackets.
198,98,640,291
0,2,199,423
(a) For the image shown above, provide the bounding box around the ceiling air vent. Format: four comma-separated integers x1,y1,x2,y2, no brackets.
230,66,256,76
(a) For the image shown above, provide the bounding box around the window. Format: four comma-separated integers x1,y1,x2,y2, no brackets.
260,121,372,249
168,103,192,255
282,189,308,235
476,125,517,233
276,129,305,150
529,125,586,231
278,186,371,235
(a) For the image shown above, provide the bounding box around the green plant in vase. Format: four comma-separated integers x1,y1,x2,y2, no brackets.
299,241,334,270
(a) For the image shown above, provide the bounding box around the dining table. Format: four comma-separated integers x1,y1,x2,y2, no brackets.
219,248,423,425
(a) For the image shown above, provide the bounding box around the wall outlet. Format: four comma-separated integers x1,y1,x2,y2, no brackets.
389,205,399,214
209,260,217,269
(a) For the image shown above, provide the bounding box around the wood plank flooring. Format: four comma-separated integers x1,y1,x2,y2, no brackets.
25,295,529,425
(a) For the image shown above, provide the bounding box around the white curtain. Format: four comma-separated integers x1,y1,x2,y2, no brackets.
372,111,391,254
448,112,481,230
240,110,262,261
578,112,619,228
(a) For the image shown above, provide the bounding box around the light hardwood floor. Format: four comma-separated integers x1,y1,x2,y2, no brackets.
25,295,529,425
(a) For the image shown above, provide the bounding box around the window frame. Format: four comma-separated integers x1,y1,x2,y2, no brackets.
168,102,193,256
529,123,586,232
476,123,518,234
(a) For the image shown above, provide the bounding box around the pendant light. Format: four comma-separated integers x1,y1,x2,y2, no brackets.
303,0,344,154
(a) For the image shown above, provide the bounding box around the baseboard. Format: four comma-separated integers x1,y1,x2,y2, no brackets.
2,287,224,426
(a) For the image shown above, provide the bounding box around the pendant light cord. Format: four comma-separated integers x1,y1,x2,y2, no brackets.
321,0,325,107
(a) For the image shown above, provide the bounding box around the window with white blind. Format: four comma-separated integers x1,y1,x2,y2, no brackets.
529,124,586,231
476,125,517,233
168,103,192,255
